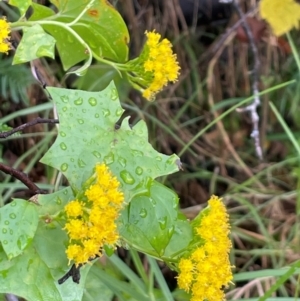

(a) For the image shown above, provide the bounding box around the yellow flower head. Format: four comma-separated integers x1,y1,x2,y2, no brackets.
0,17,11,54
126,30,180,101
260,0,300,36
177,195,233,301
64,163,124,266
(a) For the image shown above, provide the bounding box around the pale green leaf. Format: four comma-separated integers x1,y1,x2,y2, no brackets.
40,82,180,201
13,24,56,64
0,199,38,259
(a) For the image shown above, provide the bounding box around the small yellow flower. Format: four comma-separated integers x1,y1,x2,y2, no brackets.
65,200,84,217
64,163,124,266
126,30,180,101
260,0,300,36
177,258,194,291
66,244,83,264
0,17,11,54
177,195,233,301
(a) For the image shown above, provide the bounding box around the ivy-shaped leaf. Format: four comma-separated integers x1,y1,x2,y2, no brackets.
0,199,38,259
119,181,192,258
40,81,180,201
13,24,56,65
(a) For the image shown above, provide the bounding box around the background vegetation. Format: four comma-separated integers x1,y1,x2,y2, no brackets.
1,0,300,300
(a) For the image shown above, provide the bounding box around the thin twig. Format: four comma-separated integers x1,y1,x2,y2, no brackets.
233,1,263,160
0,117,59,138
0,163,47,194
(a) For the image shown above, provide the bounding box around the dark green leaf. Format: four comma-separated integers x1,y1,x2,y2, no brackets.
28,0,129,70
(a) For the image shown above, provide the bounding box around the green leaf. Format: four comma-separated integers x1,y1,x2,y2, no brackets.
40,82,180,201
30,0,129,70
13,24,56,65
119,181,192,258
0,199,38,259
50,0,129,62
72,63,119,91
82,263,114,301
8,0,31,16
163,219,193,258
30,2,55,20
0,188,92,301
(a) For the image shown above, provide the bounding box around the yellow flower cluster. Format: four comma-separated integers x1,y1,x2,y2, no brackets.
142,31,180,100
0,17,11,54
64,164,124,266
126,30,180,101
260,0,300,36
177,195,233,301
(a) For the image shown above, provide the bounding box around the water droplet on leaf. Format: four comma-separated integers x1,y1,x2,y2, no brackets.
74,97,83,105
88,97,97,106
135,166,143,175
60,95,69,103
95,113,100,118
60,131,66,137
120,170,135,185
102,109,110,117
118,157,127,167
2,228,7,234
110,88,118,100
115,108,123,116
9,213,16,219
139,208,147,218
60,142,67,150
77,119,84,124
131,150,144,157
4,221,9,225
78,159,86,168
168,226,175,238
10,201,16,207
158,217,167,230
104,152,115,165
92,151,101,158
166,157,175,165
61,163,68,171
150,198,156,206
